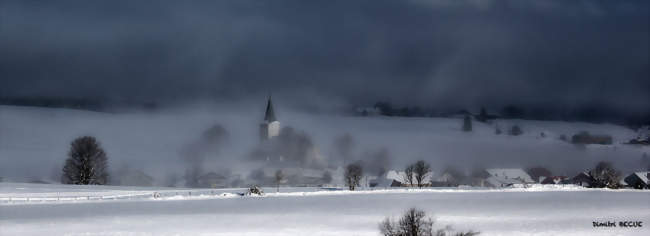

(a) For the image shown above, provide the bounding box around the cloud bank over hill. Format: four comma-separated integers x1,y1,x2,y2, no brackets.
0,0,648,114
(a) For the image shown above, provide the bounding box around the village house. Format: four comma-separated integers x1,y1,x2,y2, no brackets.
571,171,596,187
539,176,569,185
623,172,649,189
484,168,535,187
371,170,434,187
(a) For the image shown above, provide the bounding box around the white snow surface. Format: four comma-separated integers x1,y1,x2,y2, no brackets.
1,183,649,236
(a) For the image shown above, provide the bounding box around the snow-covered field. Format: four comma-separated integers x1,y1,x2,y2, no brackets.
1,105,649,235
1,183,649,236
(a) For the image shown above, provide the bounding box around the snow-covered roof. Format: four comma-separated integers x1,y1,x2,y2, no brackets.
263,97,277,122
485,168,535,186
540,176,567,184
633,172,649,184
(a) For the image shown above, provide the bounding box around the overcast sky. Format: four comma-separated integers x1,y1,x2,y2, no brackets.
1,0,648,111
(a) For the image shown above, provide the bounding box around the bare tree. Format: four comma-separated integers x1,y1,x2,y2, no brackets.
345,163,363,190
61,136,109,185
275,169,284,192
462,115,472,132
404,164,415,187
380,208,479,236
380,208,433,236
414,160,431,188
590,161,621,189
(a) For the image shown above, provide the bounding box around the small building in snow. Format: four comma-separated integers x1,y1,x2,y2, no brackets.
571,172,596,187
372,170,434,187
623,172,649,189
540,176,569,185
484,168,535,187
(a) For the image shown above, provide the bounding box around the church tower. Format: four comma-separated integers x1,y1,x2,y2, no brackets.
260,96,280,141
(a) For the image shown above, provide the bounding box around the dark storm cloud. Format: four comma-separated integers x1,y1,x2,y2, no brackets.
0,0,648,111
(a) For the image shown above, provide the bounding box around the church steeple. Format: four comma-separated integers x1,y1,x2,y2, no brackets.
260,96,280,141
263,96,277,122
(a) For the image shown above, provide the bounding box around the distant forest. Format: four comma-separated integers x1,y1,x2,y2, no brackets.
0,96,648,127
368,102,650,128
0,96,159,112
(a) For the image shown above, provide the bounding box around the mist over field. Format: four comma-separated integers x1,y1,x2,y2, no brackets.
1,1,649,235
1,100,646,184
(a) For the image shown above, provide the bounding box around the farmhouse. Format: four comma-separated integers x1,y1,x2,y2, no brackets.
372,170,433,187
540,176,569,185
623,172,649,189
484,169,535,187
571,172,596,187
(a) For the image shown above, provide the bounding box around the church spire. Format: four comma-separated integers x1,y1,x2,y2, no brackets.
263,96,277,122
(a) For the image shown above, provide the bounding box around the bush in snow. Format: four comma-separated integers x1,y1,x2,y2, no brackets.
345,163,363,190
379,208,479,236
247,185,264,195
61,136,109,185
590,161,621,189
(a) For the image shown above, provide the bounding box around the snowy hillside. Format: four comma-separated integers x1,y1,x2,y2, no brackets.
1,183,649,236
0,104,648,183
